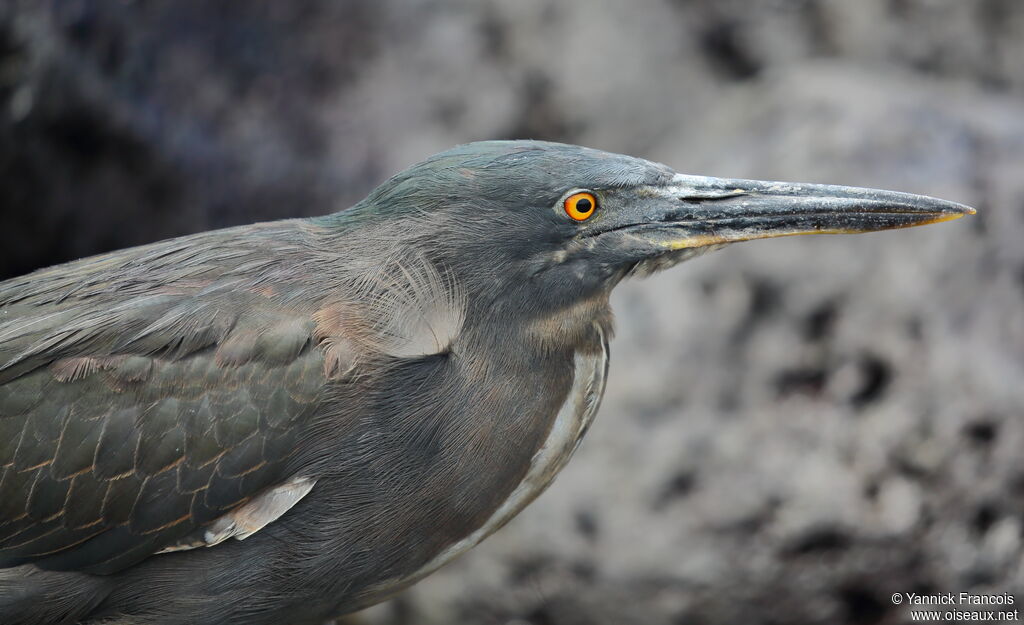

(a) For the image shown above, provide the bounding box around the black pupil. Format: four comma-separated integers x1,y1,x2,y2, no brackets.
576,197,593,213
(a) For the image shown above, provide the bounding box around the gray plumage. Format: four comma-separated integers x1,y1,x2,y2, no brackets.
0,141,972,624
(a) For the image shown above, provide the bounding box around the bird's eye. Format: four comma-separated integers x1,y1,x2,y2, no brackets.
564,191,597,221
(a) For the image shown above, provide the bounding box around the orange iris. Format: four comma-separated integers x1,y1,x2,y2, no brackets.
564,192,597,221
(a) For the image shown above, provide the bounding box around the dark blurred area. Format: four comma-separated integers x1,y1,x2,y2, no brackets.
2,1,1023,624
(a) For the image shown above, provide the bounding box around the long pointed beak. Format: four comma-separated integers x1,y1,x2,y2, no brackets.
633,173,975,250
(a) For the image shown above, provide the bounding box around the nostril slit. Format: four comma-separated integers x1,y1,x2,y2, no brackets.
678,190,747,202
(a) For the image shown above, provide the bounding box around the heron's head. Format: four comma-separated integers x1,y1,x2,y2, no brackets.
340,141,973,326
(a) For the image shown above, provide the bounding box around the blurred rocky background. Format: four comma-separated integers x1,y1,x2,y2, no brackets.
1,1,1022,623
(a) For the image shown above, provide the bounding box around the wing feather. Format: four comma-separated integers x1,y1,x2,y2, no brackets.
0,223,330,574
0,219,468,575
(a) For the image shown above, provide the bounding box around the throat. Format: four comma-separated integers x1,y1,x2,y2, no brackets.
402,321,610,584
526,293,614,353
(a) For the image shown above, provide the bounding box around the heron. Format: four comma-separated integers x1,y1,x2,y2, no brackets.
0,141,972,624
